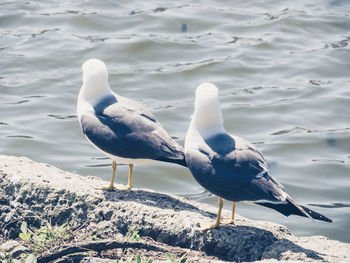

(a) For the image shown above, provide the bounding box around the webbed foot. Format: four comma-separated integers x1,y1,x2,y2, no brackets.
120,184,132,190
199,222,221,231
94,185,117,191
221,219,235,225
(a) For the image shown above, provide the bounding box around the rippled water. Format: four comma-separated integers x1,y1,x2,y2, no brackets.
1,0,350,243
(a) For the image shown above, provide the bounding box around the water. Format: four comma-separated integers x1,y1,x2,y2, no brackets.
1,0,350,243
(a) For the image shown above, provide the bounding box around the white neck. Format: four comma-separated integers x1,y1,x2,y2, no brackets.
80,80,112,103
191,107,225,138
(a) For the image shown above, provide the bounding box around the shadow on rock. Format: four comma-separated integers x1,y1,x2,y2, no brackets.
191,224,277,262
262,238,326,261
102,188,217,219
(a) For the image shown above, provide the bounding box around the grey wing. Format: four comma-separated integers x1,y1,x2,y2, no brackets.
195,133,287,202
81,98,186,165
232,138,287,202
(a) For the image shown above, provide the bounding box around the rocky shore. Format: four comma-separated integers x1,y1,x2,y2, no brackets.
0,155,349,262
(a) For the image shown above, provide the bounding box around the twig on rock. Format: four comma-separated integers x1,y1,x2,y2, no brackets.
37,239,169,262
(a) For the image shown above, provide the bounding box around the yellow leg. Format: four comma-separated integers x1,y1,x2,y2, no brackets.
200,197,223,231
95,161,117,191
222,202,236,225
121,164,133,190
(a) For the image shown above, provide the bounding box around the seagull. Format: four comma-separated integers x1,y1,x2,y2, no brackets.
77,59,186,190
184,82,332,230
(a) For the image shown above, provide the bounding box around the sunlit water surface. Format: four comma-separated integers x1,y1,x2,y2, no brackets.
1,0,350,243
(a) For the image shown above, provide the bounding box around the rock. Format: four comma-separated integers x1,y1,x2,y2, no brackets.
0,240,30,260
0,155,349,262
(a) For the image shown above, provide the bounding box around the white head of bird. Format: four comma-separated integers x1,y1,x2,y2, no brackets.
192,82,225,137
81,59,112,102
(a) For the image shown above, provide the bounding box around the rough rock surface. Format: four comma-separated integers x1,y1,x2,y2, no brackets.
0,155,349,262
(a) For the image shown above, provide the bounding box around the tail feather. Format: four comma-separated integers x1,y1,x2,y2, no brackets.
256,198,332,223
157,154,187,167
167,157,187,167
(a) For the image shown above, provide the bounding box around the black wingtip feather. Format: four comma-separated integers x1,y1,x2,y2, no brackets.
157,155,188,167
256,200,332,223
171,157,188,167
300,205,333,223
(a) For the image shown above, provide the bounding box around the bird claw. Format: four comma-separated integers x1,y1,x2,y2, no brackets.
120,184,132,190
94,185,117,191
94,184,133,191
221,219,235,225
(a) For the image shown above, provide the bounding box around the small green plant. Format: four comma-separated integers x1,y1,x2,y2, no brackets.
19,221,71,252
90,235,98,241
166,252,187,263
125,226,141,242
19,222,32,242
